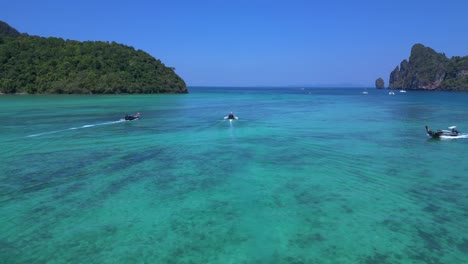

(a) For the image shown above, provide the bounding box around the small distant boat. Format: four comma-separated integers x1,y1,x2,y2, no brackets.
425,125,459,138
224,112,238,120
389,91,395,95
400,89,407,93
124,112,140,121
362,90,368,94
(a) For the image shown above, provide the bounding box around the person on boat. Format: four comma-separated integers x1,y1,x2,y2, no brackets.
227,112,235,119
425,125,439,137
425,125,433,135
451,127,459,136
425,125,443,137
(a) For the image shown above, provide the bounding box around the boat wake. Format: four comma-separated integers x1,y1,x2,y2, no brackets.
26,120,126,138
440,133,468,140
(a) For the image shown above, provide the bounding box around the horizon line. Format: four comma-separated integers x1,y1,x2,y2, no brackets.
187,85,375,88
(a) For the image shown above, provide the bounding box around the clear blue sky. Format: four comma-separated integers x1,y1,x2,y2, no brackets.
2,0,467,87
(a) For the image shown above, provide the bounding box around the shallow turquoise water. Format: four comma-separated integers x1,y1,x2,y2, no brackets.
0,87,467,263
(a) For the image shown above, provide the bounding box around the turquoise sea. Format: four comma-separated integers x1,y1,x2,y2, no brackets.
1,87,467,263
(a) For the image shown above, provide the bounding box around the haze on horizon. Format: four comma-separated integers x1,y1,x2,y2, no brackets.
2,0,467,87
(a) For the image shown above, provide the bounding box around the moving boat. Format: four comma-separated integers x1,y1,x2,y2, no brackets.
425,125,459,138
125,112,140,121
224,112,238,120
125,116,139,121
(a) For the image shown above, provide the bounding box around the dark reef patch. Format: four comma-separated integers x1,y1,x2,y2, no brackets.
417,229,441,252
341,204,354,214
381,218,403,233
409,251,443,264
294,191,322,206
362,253,392,264
423,203,440,213
288,233,326,249
457,238,468,254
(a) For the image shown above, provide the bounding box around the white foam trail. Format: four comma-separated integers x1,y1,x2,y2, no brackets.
440,133,468,140
27,119,126,137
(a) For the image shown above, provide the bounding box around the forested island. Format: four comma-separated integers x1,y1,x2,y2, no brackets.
0,21,187,94
388,44,467,91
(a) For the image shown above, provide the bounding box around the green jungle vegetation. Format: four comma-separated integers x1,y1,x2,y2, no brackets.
389,44,467,90
0,21,187,94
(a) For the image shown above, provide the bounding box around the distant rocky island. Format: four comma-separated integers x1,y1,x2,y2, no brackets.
375,78,385,89
384,44,467,91
0,21,187,94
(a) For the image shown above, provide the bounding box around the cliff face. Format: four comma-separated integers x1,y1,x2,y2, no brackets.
389,44,468,91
